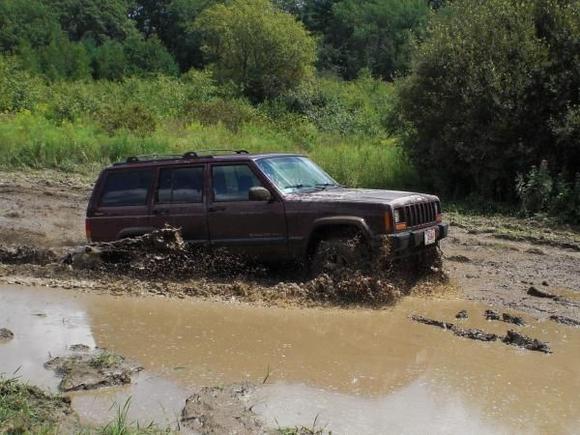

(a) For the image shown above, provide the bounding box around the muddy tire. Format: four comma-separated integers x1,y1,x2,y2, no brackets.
310,236,370,278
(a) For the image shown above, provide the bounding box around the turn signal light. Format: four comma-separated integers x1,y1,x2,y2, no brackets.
384,212,393,233
396,222,407,231
436,213,443,223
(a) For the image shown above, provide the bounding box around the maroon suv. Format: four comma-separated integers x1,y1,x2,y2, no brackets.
86,151,448,273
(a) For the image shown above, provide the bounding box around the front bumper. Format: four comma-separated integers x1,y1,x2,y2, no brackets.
386,223,448,254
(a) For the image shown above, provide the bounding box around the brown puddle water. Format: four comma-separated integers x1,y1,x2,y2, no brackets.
0,285,579,434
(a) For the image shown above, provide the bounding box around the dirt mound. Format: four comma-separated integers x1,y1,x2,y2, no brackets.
502,330,551,354
44,347,142,392
181,383,265,435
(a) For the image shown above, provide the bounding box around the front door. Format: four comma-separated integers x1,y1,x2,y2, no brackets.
208,163,287,259
151,165,208,244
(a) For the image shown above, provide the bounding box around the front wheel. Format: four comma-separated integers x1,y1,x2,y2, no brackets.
310,236,370,278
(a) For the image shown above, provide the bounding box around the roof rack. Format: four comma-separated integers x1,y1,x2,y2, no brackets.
115,149,249,165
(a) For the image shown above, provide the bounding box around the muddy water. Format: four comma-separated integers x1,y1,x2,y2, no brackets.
1,285,579,434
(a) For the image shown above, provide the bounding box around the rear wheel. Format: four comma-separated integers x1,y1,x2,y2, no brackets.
310,235,370,278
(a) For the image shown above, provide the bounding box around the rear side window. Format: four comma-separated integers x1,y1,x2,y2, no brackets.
100,169,153,206
157,167,204,203
212,164,263,201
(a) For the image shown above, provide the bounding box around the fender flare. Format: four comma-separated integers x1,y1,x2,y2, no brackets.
305,216,374,254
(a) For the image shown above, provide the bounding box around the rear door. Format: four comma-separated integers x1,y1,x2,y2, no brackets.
90,168,154,241
207,162,287,259
151,165,208,244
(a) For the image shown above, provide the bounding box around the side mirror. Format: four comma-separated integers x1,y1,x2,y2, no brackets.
249,186,273,201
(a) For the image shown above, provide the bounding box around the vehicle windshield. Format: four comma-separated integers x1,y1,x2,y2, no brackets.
256,156,339,193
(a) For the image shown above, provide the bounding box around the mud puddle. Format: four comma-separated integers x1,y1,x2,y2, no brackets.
1,285,579,434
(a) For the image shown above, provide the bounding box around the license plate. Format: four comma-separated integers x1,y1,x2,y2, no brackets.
424,228,437,245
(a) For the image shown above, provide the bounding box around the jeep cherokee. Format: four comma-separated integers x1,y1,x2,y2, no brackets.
86,150,448,274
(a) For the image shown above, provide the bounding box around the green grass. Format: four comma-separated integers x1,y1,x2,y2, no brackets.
0,376,69,434
1,377,172,434
88,352,124,370
0,111,416,191
0,65,415,191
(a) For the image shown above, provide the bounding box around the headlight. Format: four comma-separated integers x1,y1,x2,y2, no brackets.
393,209,401,224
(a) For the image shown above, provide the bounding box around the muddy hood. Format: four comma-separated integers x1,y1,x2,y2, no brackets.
285,188,439,206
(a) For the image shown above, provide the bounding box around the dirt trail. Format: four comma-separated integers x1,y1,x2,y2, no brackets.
0,170,578,321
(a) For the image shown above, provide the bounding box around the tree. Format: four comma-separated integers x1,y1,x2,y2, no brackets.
196,0,316,101
395,0,580,199
0,0,59,52
327,0,430,80
50,0,136,42
131,0,218,71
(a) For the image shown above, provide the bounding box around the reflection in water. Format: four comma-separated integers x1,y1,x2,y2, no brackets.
0,285,579,434
254,381,504,435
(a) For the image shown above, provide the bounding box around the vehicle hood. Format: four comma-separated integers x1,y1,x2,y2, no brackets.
284,188,439,207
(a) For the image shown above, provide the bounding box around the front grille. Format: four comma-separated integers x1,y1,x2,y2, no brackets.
398,201,439,228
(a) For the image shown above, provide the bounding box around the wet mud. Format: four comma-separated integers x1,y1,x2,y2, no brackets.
181,383,266,434
410,312,551,352
45,347,142,392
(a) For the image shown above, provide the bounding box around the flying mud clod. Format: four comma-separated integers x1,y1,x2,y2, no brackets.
0,328,14,343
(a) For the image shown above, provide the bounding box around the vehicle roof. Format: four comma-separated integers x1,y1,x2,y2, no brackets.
106,152,304,170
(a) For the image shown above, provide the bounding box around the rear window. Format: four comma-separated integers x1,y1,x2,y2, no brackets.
157,167,204,203
100,169,153,207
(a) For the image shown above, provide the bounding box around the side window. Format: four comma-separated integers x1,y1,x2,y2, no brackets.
100,169,152,207
157,167,204,204
212,164,263,202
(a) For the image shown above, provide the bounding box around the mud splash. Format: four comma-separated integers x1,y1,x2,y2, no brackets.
2,227,447,308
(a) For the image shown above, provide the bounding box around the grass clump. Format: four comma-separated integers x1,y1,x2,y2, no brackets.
0,376,73,434
88,352,124,370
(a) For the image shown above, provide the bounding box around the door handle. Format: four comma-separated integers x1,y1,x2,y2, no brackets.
208,206,226,212
153,208,170,215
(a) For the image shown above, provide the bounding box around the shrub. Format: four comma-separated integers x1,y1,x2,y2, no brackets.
97,103,157,136
395,0,580,200
516,161,580,224
195,0,316,101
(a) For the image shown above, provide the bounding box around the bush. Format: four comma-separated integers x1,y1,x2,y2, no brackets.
97,103,157,136
195,0,316,101
395,0,580,200
516,161,580,224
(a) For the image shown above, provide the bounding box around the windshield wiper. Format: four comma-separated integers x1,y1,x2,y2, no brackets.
315,183,339,190
284,184,311,190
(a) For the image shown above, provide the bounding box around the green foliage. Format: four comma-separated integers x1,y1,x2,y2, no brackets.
515,161,554,215
196,0,317,101
329,0,430,80
516,161,580,224
0,376,67,433
395,0,580,202
51,0,136,42
0,0,58,52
